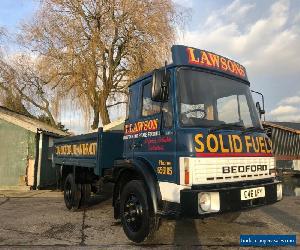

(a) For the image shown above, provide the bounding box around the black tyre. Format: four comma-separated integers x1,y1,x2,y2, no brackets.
64,173,81,211
120,180,156,243
80,184,91,208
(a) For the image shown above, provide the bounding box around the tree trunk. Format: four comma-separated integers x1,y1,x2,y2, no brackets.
99,95,111,126
91,105,100,130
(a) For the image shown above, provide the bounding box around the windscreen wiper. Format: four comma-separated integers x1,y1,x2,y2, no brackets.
241,126,264,134
209,123,245,133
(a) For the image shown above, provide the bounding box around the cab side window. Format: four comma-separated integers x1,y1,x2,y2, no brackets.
126,90,132,120
142,83,161,116
142,82,173,128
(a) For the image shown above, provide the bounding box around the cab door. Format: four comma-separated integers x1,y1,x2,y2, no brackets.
123,84,139,158
132,78,177,183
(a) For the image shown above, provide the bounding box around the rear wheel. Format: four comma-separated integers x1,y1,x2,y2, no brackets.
64,173,81,211
80,184,91,207
120,180,156,243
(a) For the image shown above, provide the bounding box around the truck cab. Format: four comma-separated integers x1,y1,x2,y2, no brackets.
114,45,282,241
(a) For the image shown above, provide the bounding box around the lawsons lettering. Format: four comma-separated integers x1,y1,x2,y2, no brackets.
186,47,246,79
194,133,272,155
55,142,97,156
125,119,159,135
124,119,159,139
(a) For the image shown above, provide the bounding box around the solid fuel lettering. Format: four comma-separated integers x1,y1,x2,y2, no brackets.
194,133,272,154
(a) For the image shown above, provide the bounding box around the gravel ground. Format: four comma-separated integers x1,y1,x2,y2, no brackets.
0,180,299,249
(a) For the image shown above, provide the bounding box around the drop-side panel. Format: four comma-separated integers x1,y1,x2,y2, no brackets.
53,132,98,169
53,130,124,177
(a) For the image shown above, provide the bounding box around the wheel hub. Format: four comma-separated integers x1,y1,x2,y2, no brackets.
124,194,143,232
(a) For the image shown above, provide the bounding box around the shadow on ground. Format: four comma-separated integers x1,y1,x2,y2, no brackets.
85,183,114,210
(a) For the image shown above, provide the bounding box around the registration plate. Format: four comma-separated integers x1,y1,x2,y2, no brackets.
241,187,265,200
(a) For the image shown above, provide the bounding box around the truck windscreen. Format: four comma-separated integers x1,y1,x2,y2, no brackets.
178,68,261,129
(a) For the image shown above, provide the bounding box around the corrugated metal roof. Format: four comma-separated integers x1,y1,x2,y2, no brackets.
0,106,69,136
266,121,300,131
263,121,300,160
263,121,300,134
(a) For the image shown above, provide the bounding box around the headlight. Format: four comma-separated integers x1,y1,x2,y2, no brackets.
198,192,220,213
199,193,211,211
277,183,283,200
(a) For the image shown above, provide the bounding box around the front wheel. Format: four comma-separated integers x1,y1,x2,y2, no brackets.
120,180,156,243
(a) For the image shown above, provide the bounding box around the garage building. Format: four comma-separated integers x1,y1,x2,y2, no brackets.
0,106,68,190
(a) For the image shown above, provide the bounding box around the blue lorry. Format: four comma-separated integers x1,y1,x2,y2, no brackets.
53,45,282,243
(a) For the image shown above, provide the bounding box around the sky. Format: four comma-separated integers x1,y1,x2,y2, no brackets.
0,0,39,31
175,0,300,122
0,0,300,133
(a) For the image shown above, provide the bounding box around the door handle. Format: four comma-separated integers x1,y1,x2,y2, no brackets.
164,130,175,136
134,142,143,148
130,142,143,149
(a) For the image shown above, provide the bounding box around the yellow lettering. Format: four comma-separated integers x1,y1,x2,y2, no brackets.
186,47,200,64
194,133,205,152
228,135,234,152
208,53,220,67
56,146,60,155
259,137,266,153
245,136,252,152
232,135,242,152
227,60,235,73
200,51,212,66
252,137,260,153
220,57,228,71
67,145,72,155
92,143,97,155
219,134,229,152
82,144,89,155
207,134,219,153
237,64,246,77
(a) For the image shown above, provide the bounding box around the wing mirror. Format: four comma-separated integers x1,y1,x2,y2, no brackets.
256,101,265,118
251,90,265,120
151,68,170,102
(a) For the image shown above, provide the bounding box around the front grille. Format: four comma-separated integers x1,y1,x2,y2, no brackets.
190,156,275,185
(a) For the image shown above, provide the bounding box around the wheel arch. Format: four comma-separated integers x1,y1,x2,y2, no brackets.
113,159,162,219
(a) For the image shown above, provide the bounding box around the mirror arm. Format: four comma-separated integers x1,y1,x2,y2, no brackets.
159,102,164,135
251,90,265,121
159,61,168,134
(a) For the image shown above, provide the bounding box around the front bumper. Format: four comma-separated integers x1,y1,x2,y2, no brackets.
179,180,281,218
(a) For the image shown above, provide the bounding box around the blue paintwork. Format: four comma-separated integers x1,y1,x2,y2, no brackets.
53,130,123,176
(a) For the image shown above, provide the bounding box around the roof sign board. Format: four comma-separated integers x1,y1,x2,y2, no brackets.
171,45,248,81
